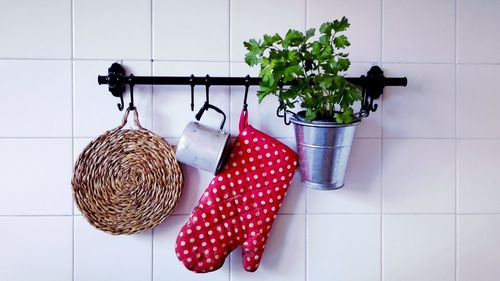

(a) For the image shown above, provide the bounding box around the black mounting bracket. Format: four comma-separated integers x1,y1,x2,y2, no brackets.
106,63,127,98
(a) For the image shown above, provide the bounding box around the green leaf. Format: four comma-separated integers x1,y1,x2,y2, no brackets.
311,42,322,57
305,108,317,121
283,65,302,81
287,50,301,63
333,76,346,89
348,85,362,101
243,39,262,66
319,35,330,46
318,76,334,89
305,28,315,40
337,57,350,71
281,87,300,100
319,22,333,35
334,108,354,124
263,34,274,46
245,52,259,66
243,39,260,52
283,29,303,48
261,57,271,68
320,45,333,59
332,16,350,32
263,33,282,47
257,90,270,103
333,35,350,49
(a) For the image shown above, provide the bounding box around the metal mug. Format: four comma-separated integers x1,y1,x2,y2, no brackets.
176,103,231,174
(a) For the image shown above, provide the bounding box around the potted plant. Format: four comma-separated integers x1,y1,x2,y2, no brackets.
244,17,362,190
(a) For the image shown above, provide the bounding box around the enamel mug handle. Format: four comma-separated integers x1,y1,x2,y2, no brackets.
195,102,227,130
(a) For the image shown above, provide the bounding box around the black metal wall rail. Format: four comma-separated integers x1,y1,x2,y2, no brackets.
98,63,407,119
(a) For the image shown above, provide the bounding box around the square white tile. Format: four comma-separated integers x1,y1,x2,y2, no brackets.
279,170,306,214
153,215,230,281
308,139,382,213
0,0,71,58
74,60,153,138
457,65,500,138
383,0,455,63
74,0,151,59
0,216,72,281
457,214,500,281
231,215,305,281
307,0,381,63
382,139,455,213
383,214,455,281
457,0,500,63
308,214,381,281
229,62,295,138
0,60,71,137
152,61,230,138
382,64,455,138
153,0,229,61
230,0,305,62
0,139,72,215
457,140,500,213
74,216,152,281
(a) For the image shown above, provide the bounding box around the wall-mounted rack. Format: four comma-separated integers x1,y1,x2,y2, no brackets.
98,63,407,121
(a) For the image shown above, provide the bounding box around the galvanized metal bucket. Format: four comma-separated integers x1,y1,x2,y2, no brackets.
289,112,360,190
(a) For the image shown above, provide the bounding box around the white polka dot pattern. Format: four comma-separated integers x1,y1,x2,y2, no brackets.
175,111,298,273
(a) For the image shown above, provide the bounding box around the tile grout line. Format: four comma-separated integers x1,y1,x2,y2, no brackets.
227,0,231,149
2,211,500,218
150,1,155,281
1,57,499,65
151,229,155,281
304,0,309,280
380,0,384,280
454,0,459,280
0,215,77,217
150,0,155,133
228,1,232,279
70,0,76,280
150,0,154,62
6,136,500,140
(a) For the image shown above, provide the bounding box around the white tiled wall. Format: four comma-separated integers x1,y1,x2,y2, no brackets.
1,1,499,281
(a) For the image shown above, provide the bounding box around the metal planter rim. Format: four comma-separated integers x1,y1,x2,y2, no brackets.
287,110,361,128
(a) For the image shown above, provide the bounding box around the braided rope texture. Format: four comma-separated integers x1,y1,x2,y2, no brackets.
72,108,183,235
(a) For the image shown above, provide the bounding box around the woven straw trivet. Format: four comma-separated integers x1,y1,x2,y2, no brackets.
72,107,183,235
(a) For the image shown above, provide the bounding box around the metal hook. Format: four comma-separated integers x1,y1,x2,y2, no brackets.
189,74,195,111
117,74,135,111
205,74,211,107
243,75,250,111
128,74,135,110
276,104,291,125
275,84,290,125
117,94,125,111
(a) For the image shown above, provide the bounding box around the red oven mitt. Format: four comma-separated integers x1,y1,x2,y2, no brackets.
175,110,298,273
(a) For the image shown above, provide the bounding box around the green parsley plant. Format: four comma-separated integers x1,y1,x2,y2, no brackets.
244,17,362,123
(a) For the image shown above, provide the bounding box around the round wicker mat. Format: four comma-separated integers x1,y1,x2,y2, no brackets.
72,107,183,235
